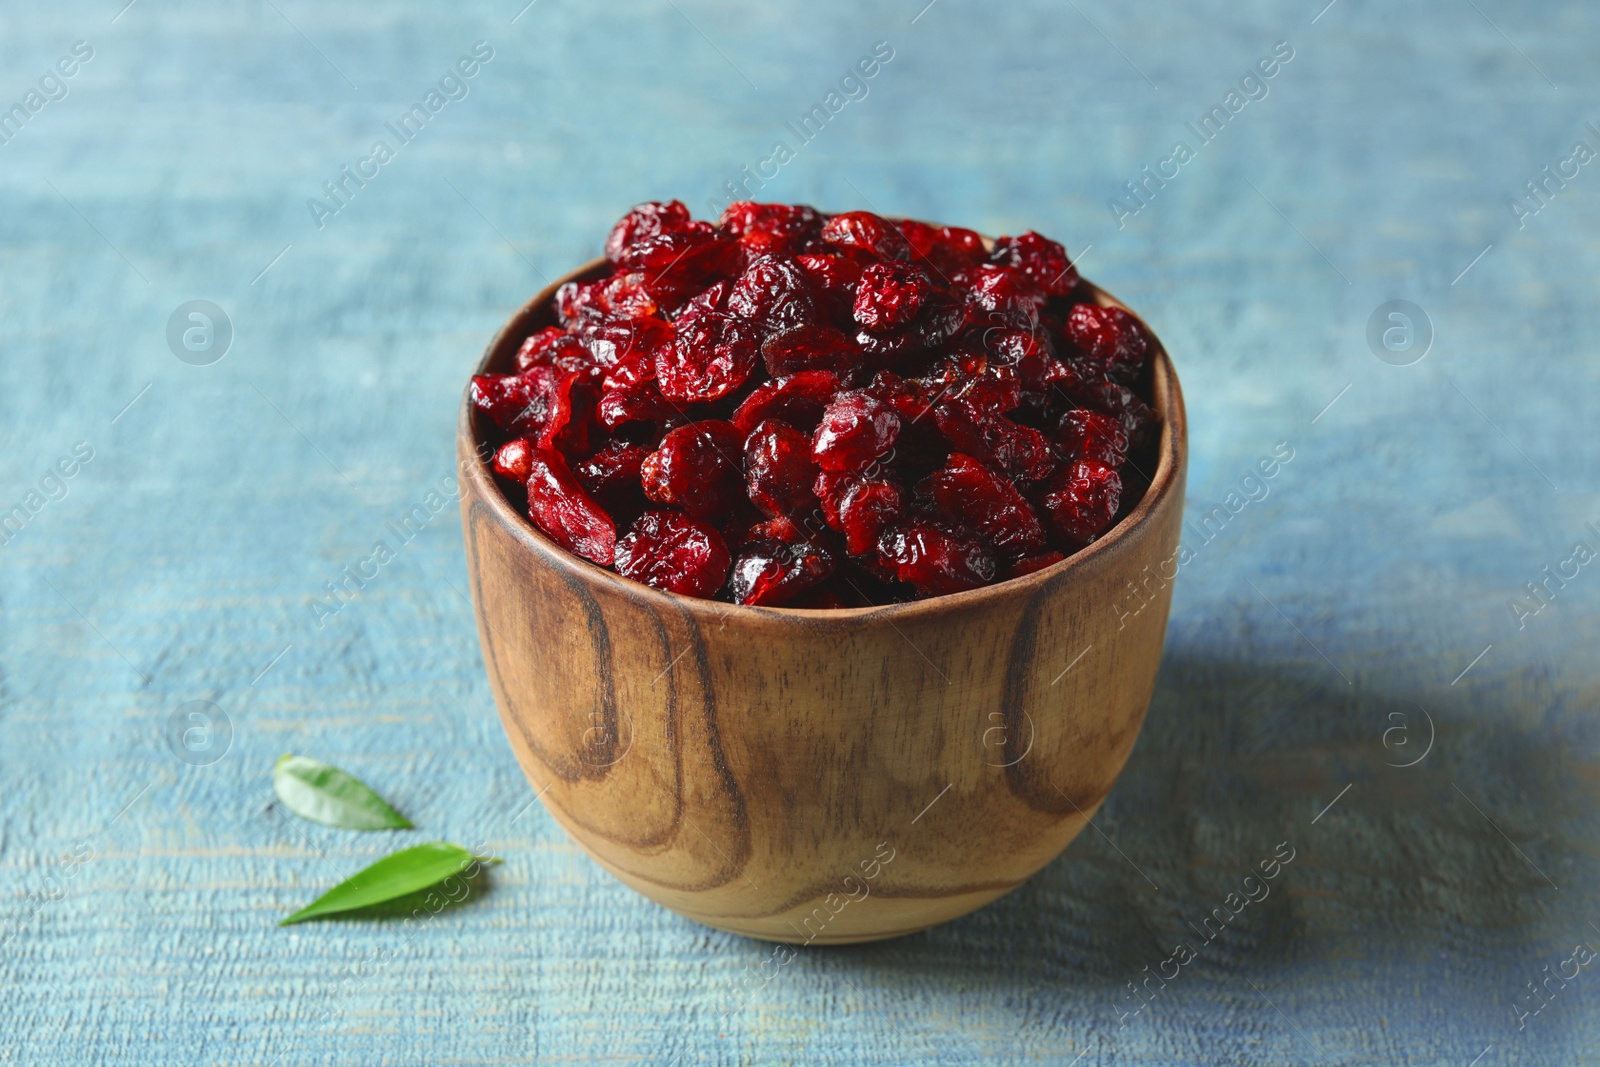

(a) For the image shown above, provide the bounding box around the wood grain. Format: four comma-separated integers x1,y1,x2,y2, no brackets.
458,260,1188,943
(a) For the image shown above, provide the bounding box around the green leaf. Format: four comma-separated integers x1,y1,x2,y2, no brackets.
272,754,413,831
279,841,496,925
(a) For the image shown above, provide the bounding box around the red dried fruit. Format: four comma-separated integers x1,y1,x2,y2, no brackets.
605,200,693,263
747,513,811,544
731,370,842,434
727,538,835,606
574,438,649,513
813,390,901,472
835,477,904,555
525,447,617,566
720,201,824,243
515,327,584,373
536,370,595,455
597,380,676,431
820,211,912,262
615,227,729,284
853,261,931,334
1065,303,1149,381
586,319,673,385
1056,409,1129,467
744,418,820,519
896,220,988,275
876,521,996,597
728,255,819,333
920,453,1047,560
492,438,534,484
470,373,542,435
657,310,759,402
990,231,1077,296
640,420,744,519
933,398,1056,483
1069,380,1157,447
794,252,869,317
1038,460,1122,546
615,510,731,598
760,323,861,377
955,264,1043,330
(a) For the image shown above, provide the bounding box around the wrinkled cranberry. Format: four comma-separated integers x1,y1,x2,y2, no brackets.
657,310,759,402
877,521,996,597
1038,460,1122,546
575,439,649,516
492,438,534,484
719,201,824,244
819,211,912,262
731,370,842,434
640,420,744,519
934,398,1055,483
536,370,595,455
615,510,731,598
1069,380,1156,447
1056,409,1128,467
853,261,931,334
597,380,677,431
727,538,835,606
761,323,861,378
813,390,901,472
990,231,1077,296
896,220,988,275
744,418,820,518
728,255,819,332
955,264,1042,330
470,373,542,435
525,447,616,566
605,200,694,263
1065,302,1149,381
834,476,904,555
921,453,1047,560
794,252,869,318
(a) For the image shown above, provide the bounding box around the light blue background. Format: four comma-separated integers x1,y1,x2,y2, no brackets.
1,0,1597,1063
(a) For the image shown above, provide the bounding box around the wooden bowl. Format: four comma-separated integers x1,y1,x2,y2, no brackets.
458,257,1187,944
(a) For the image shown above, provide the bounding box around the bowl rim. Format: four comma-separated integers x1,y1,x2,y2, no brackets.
459,251,1186,626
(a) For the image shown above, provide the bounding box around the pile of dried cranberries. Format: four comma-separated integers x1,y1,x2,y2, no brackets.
471,201,1159,607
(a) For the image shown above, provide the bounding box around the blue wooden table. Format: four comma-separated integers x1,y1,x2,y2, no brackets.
3,0,1597,1063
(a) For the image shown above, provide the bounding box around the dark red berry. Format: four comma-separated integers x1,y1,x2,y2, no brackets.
574,439,650,518
813,390,901,473
835,477,904,555
615,510,731,598
744,418,820,519
955,264,1042,330
921,453,1047,560
728,255,819,332
597,380,677,431
640,420,744,519
819,211,912,261
525,447,617,566
876,521,996,597
492,438,534,484
727,538,835,606
933,398,1056,483
1038,460,1122,546
657,310,759,403
605,200,693,263
896,220,988,275
760,322,861,378
1065,303,1149,381
719,201,824,244
731,370,842,434
990,231,1077,296
853,261,931,334
1056,409,1128,467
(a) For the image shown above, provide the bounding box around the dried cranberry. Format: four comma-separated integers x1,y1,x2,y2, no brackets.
1065,303,1149,381
575,439,650,514
514,327,585,373
536,370,595,455
760,323,861,378
853,261,931,334
876,521,996,597
920,453,1047,560
470,373,542,435
819,211,912,262
605,200,693,263
730,370,842,434
1068,380,1157,447
615,227,730,284
657,310,759,402
794,252,869,318
813,390,901,473
727,538,835,606
834,477,904,555
955,264,1042,330
492,438,534,484
719,201,824,245
525,447,617,566
990,231,1077,296
933,398,1056,483
615,510,731,598
744,418,820,519
1038,460,1122,546
597,380,677,431
728,255,819,332
896,220,988,275
640,420,744,519
1056,409,1129,467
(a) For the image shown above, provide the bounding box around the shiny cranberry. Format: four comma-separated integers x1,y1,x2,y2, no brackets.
813,390,901,472
1038,460,1122,546
525,447,616,566
1065,303,1149,381
819,211,912,261
835,477,904,555
656,310,759,403
920,453,1047,560
719,201,824,243
604,200,693,262
615,510,731,598
853,261,931,334
728,255,819,332
730,370,842,434
933,398,1056,483
876,521,996,597
760,323,861,377
896,220,988,275
640,420,744,519
990,231,1077,296
1056,409,1128,467
492,438,534,484
744,418,820,518
727,538,835,606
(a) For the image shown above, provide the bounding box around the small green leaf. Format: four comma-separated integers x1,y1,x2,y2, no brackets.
279,841,496,925
272,754,413,831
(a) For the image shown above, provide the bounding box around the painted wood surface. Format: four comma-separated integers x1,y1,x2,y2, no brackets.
1,0,1598,1063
